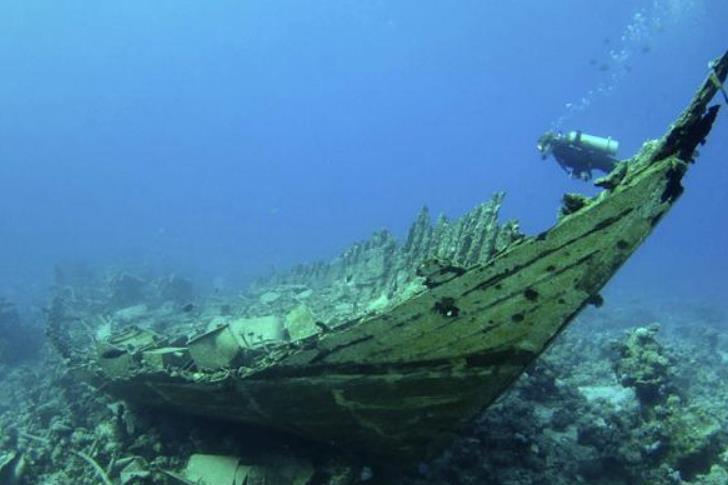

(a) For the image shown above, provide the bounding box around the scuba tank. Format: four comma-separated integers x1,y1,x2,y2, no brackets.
565,131,619,157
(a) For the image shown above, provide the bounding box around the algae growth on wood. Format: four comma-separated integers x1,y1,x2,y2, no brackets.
48,51,728,462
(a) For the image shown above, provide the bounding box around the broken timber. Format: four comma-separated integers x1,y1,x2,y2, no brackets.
82,51,728,462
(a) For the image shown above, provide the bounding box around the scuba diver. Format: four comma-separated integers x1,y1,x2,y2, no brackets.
537,130,619,181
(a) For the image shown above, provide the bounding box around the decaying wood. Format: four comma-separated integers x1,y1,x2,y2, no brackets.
82,51,727,462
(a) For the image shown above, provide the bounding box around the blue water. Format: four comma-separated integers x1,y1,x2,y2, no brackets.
0,1,726,306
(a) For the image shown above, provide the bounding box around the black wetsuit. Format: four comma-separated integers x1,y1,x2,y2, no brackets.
551,142,617,181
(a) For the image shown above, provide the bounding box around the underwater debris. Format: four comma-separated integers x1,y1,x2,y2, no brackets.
0,450,24,484
72,450,113,485
44,51,728,469
559,192,591,217
267,192,522,306
594,160,630,190
180,453,315,485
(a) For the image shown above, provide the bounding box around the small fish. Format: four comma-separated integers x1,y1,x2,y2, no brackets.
182,303,195,312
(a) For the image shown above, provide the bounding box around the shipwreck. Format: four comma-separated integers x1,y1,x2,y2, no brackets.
48,51,727,465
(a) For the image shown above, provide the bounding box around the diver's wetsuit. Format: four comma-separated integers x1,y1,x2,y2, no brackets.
551,141,617,181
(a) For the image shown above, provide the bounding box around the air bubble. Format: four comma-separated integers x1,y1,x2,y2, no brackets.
551,0,704,130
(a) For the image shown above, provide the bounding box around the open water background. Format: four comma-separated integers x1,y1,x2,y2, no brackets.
0,0,726,311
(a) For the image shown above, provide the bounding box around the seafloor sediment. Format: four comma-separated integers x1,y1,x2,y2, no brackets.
1,283,728,484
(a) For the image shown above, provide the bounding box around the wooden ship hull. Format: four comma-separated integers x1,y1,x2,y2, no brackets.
70,52,727,463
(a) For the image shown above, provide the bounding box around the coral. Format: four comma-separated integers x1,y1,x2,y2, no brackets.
613,323,675,406
7,288,728,483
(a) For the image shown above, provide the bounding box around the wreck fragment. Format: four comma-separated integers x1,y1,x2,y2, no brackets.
49,51,728,463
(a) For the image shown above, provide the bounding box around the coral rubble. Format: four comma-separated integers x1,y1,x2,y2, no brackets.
1,50,726,484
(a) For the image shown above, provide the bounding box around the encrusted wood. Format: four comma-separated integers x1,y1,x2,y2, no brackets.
84,51,727,462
